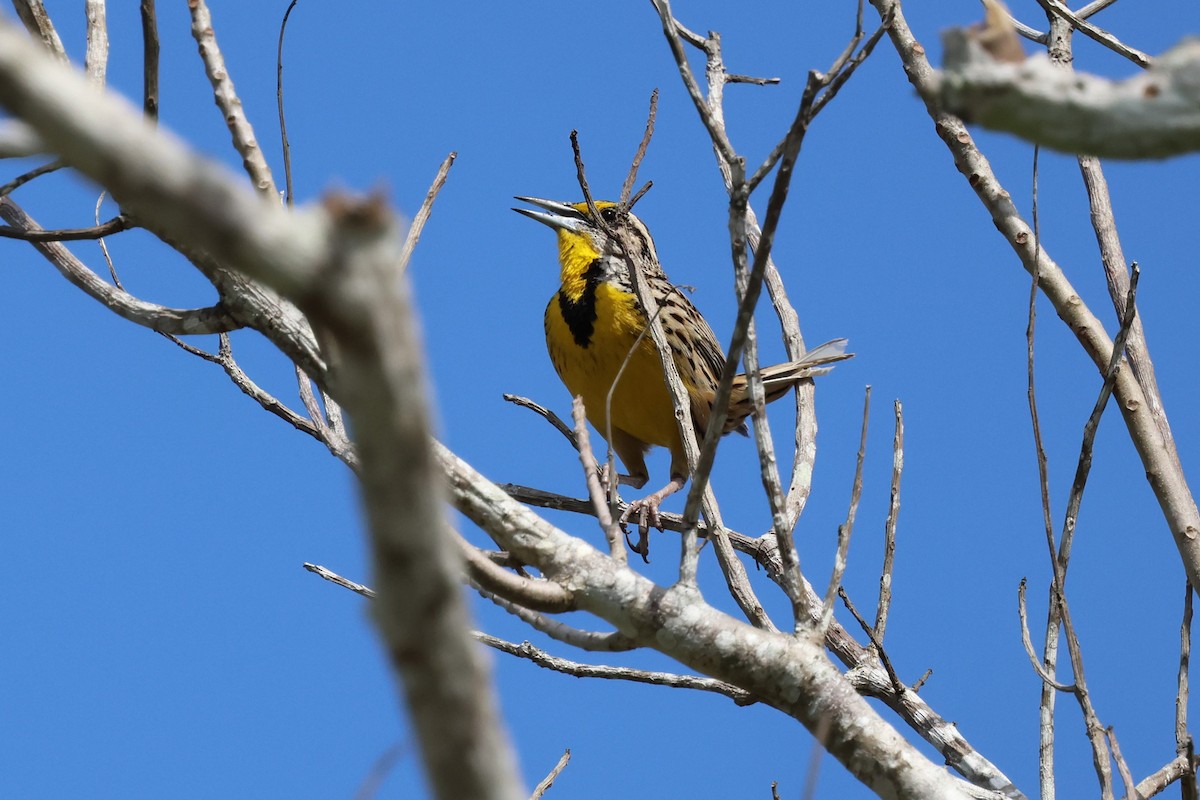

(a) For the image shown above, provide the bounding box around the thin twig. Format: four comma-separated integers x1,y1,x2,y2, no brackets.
648,0,740,170
1076,0,1119,20
304,562,376,598
276,0,300,206
140,0,158,121
572,397,625,563
839,587,904,699
0,159,60,198
1032,21,1146,781
296,365,325,427
94,192,119,286
1059,265,1140,562
726,74,779,85
819,387,870,638
474,632,757,706
667,23,838,549
746,13,889,193
216,333,325,437
808,12,891,123
1026,139,1063,800
399,152,457,273
739,305,804,624
475,585,635,652
1017,579,1076,693
1105,727,1137,800
1178,583,1193,756
628,180,653,210
681,68,826,553
503,394,579,450
1034,0,1150,67
188,0,277,197
874,399,903,641
529,750,571,800
619,89,657,206
569,131,603,231
0,215,129,240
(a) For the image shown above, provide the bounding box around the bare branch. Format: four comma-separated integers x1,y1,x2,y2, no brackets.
12,0,66,60
398,152,457,274
0,214,129,240
839,587,905,701
1034,0,1150,67
936,33,1200,159
474,632,757,706
571,397,625,563
1076,0,1119,20
503,394,579,450
296,365,325,427
1105,727,1137,800
0,158,60,197
476,586,636,653
1130,753,1194,800
0,198,236,335
619,89,657,206
820,387,870,639
1178,583,1193,755
304,562,376,599
84,0,108,88
458,533,576,614
140,0,158,121
530,750,571,800
874,400,903,641
188,0,278,197
1017,579,1076,693
647,0,741,172
276,0,299,205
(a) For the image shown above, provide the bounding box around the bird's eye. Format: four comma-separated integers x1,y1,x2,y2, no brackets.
600,206,618,222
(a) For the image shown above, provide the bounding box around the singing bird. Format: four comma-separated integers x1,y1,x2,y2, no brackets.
514,197,850,531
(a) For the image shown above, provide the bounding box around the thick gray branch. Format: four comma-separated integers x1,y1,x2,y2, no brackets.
0,20,522,800
938,33,1200,159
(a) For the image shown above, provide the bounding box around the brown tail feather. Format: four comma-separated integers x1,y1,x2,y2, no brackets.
723,338,853,431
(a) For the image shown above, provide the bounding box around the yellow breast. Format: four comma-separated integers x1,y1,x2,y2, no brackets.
544,282,682,452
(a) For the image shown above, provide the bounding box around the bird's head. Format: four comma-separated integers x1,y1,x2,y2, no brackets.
513,196,660,282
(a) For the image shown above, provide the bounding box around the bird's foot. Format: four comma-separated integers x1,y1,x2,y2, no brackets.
620,498,661,563
618,476,686,563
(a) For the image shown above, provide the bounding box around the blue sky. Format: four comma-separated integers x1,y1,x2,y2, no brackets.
4,1,1200,797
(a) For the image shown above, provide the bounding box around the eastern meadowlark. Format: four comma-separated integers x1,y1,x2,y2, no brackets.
514,196,850,531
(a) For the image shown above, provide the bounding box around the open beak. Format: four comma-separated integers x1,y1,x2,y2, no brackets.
512,196,585,232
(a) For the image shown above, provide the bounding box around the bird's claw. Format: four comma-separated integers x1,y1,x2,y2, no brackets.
619,496,664,563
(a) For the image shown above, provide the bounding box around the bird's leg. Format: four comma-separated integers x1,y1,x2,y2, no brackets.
619,472,686,542
596,462,648,495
